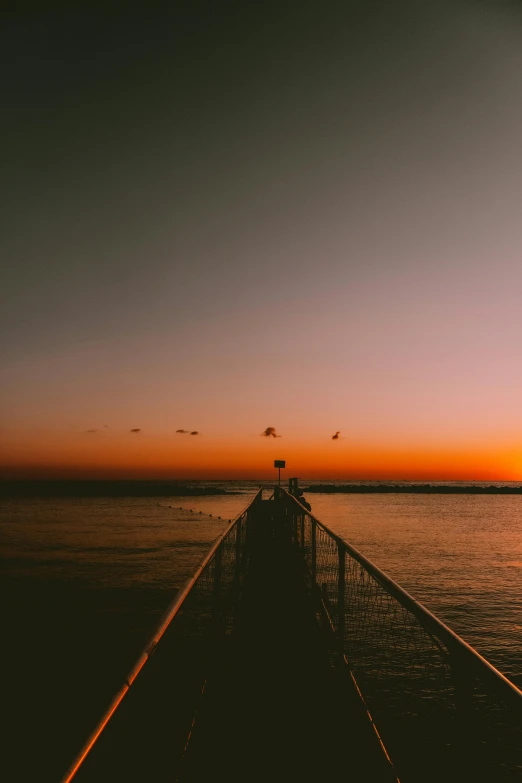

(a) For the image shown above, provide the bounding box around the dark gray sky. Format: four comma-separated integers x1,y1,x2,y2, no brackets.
2,1,522,478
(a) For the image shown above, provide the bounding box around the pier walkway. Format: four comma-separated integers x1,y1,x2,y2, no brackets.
181,500,395,781
64,488,522,783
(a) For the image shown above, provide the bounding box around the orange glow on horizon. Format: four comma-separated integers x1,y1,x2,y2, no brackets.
1,430,520,481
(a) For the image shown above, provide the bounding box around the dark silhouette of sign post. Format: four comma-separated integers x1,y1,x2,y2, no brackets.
274,460,286,487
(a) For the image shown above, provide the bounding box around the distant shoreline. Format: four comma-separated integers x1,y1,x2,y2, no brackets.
1,480,521,498
303,484,522,494
0,480,235,498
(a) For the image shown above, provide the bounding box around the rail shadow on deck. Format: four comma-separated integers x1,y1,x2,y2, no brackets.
69,495,395,782
181,499,396,782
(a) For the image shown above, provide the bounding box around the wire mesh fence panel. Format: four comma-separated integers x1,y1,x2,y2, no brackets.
313,524,341,633
341,551,458,779
280,490,522,783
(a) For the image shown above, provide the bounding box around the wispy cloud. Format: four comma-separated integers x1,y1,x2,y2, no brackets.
176,429,190,434
86,428,98,433
130,428,141,433
190,431,199,435
261,426,281,438
332,431,341,440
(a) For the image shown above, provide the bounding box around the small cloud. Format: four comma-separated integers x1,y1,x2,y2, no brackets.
86,429,98,433
176,429,190,434
261,426,281,438
332,431,341,440
130,428,141,433
103,424,110,428
190,431,199,435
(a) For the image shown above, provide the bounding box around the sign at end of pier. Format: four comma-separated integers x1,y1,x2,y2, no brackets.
274,460,286,468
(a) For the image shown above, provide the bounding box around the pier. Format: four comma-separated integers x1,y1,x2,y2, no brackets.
63,487,522,783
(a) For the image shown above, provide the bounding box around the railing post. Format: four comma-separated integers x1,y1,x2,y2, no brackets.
212,546,223,630
246,507,254,553
235,517,242,577
337,542,345,666
311,518,317,585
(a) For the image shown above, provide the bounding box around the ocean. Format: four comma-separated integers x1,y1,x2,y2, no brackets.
1,479,521,782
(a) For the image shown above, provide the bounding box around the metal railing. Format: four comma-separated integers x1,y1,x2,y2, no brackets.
62,486,522,782
277,487,522,782
61,489,263,783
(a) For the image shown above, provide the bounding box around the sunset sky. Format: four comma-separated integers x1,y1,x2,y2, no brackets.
2,1,522,480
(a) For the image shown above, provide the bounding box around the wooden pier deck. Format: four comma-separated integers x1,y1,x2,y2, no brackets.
71,497,396,782
181,499,396,781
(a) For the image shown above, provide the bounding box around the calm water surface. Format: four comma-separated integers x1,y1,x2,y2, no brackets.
1,486,257,783
1,481,521,781
310,492,522,686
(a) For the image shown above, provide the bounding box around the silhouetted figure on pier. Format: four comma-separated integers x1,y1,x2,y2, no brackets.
296,489,311,512
288,477,312,511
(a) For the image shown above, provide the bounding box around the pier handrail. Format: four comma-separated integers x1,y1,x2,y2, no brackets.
279,487,522,711
61,488,263,783
62,485,521,782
